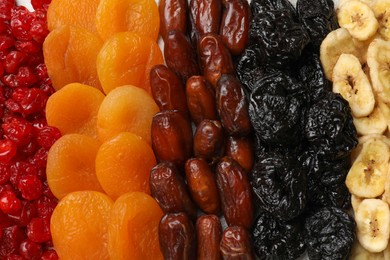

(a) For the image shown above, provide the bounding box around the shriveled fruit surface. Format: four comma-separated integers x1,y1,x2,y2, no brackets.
50,191,114,260
43,25,103,91
108,192,163,260
96,32,164,95
95,0,160,41
97,85,159,144
47,0,100,33
95,132,157,200
45,83,105,138
46,134,104,200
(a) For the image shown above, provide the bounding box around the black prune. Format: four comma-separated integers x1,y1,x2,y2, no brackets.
252,211,306,260
249,70,307,147
295,47,332,103
296,0,334,20
299,149,351,209
250,0,296,18
304,92,358,159
250,152,307,221
304,207,355,260
249,10,309,68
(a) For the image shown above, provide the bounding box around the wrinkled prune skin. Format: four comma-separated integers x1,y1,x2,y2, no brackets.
305,92,358,159
250,0,296,18
304,207,355,260
299,149,351,209
252,211,306,260
249,10,310,68
250,152,307,221
295,48,332,104
297,0,338,47
249,70,307,147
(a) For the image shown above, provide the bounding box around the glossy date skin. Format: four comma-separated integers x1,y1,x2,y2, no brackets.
159,0,188,40
216,74,252,136
220,226,255,260
216,156,254,229
225,135,254,173
189,0,222,44
198,33,235,87
164,30,200,83
151,110,193,169
196,215,222,260
193,119,224,162
186,76,218,125
220,0,251,55
159,213,197,260
185,158,221,214
150,162,197,219
150,65,188,114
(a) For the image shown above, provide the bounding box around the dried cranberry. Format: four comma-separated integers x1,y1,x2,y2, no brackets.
33,196,56,218
35,126,60,149
17,174,43,201
26,217,51,243
0,190,21,214
3,254,24,260
8,200,37,226
15,66,38,87
0,139,17,163
28,147,48,169
0,226,26,258
0,35,14,51
30,19,48,44
12,87,48,115
41,249,59,260
19,239,42,259
0,163,11,184
10,7,34,41
3,51,27,74
2,117,34,146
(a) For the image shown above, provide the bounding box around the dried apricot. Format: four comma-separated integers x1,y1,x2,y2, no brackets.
47,0,100,32
96,32,164,95
46,134,104,200
50,191,114,260
96,0,160,41
108,192,163,260
95,132,156,200
46,83,105,138
97,85,159,144
43,25,103,91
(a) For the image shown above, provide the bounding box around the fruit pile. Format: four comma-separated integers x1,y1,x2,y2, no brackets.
0,0,61,259
319,0,390,257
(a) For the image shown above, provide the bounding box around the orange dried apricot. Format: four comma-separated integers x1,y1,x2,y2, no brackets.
96,32,164,95
47,0,100,33
95,132,156,200
108,192,163,260
46,134,104,200
46,83,105,138
43,25,103,91
97,85,159,144
95,0,160,41
50,191,114,260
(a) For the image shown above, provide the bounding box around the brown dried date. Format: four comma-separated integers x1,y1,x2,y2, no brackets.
196,215,222,260
216,156,254,229
186,76,218,125
225,135,254,173
216,74,252,136
193,120,224,162
159,212,197,260
164,30,200,83
220,0,251,55
151,110,193,169
150,162,197,219
220,226,254,260
150,65,188,114
184,158,221,214
189,0,222,44
198,33,235,87
159,0,188,40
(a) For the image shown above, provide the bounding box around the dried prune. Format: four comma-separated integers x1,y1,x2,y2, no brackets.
250,0,296,18
250,152,307,221
249,70,307,147
304,207,355,260
252,211,306,260
249,10,309,68
295,48,332,103
299,149,351,209
304,92,358,159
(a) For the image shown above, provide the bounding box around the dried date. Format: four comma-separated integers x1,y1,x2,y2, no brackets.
196,215,222,260
216,74,252,136
216,156,254,229
159,212,197,260
198,33,235,87
193,120,224,162
159,0,188,39
150,64,188,114
150,162,197,219
185,158,221,214
220,226,254,260
220,0,251,55
225,135,254,173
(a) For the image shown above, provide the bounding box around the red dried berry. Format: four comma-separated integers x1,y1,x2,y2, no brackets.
0,139,17,163
33,196,57,218
0,35,15,51
12,87,48,115
19,239,42,259
10,6,34,41
35,126,61,149
0,190,21,214
2,117,34,146
17,174,43,201
41,249,59,260
15,66,38,87
15,40,41,54
0,162,11,184
4,51,27,74
8,200,37,226
26,217,51,243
